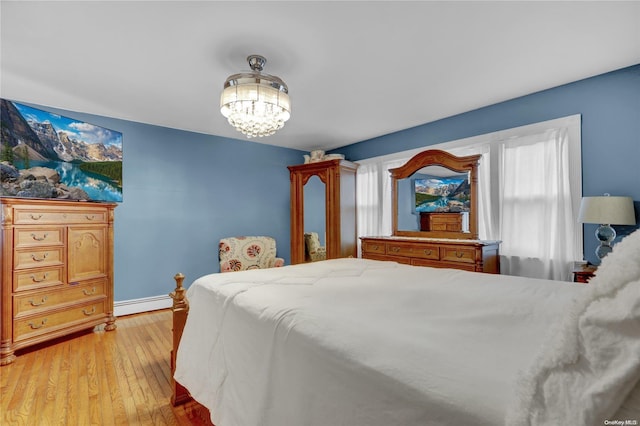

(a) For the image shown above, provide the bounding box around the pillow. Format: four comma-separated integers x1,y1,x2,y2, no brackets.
304,232,322,254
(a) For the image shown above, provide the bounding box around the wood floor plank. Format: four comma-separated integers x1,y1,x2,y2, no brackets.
66,332,82,426
0,346,27,421
94,331,117,426
119,319,156,425
12,347,43,425
1,309,200,426
31,332,60,426
52,339,72,425
101,329,128,425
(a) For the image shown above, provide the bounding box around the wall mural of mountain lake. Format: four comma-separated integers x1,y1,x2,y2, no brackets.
413,174,470,213
0,99,123,202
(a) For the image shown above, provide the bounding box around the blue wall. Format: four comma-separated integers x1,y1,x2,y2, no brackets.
13,64,639,301
14,103,303,301
335,64,640,264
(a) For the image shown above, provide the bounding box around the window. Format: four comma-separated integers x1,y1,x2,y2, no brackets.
356,115,582,280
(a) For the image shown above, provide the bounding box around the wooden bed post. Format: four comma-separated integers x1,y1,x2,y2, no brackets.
169,272,192,406
169,273,216,425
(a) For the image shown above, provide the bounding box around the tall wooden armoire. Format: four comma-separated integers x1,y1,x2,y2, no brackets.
288,159,358,265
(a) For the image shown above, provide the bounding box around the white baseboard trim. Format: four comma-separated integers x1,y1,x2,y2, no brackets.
114,294,172,317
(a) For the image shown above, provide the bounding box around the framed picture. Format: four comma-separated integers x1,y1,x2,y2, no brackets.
1,99,123,202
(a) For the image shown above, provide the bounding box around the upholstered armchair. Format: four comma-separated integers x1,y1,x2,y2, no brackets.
219,236,285,273
304,232,327,262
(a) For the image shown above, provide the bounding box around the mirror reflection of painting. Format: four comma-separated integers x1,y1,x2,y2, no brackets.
413,174,470,213
0,99,123,202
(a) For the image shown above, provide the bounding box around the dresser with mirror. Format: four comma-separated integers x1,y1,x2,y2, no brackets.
361,149,501,273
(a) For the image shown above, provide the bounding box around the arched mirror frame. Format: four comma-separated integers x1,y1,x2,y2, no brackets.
391,149,481,240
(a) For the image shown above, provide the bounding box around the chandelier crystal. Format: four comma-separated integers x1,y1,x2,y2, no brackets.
220,55,291,138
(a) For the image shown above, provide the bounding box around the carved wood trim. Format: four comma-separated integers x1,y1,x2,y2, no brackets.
389,149,480,179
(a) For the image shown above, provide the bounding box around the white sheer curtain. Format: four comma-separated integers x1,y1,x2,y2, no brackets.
495,128,579,280
355,115,582,280
356,158,405,255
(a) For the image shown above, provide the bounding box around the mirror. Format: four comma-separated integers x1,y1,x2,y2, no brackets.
303,175,326,262
391,150,480,239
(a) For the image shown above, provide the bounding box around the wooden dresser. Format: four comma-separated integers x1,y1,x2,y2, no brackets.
361,236,500,273
1,198,116,365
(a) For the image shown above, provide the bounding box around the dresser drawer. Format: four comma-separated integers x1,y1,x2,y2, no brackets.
14,227,64,248
362,241,386,255
440,246,476,264
386,243,415,257
14,247,64,270
14,266,64,292
410,258,477,272
410,244,439,260
13,208,109,225
13,300,107,342
386,242,439,260
14,281,107,316
362,252,412,264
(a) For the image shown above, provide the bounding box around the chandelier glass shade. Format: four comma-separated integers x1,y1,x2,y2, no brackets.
220,55,291,138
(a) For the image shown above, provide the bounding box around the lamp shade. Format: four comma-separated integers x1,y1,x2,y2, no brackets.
578,196,636,225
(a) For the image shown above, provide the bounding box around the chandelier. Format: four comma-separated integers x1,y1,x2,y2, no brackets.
220,55,291,138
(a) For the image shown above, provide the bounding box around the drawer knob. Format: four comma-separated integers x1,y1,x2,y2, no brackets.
85,215,95,221
28,296,48,307
371,245,379,250
83,307,96,316
423,249,432,255
390,247,400,253
29,214,43,221
456,251,465,258
28,319,47,329
30,233,49,241
31,253,49,262
82,287,97,296
30,272,49,283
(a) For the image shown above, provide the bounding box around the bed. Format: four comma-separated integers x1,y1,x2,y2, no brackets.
170,229,640,426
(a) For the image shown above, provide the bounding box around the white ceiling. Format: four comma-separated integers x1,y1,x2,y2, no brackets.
2,1,639,152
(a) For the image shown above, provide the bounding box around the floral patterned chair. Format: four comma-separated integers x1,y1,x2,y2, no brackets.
304,232,327,262
219,236,285,273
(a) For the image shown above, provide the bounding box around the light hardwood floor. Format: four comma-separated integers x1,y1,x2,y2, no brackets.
1,309,202,426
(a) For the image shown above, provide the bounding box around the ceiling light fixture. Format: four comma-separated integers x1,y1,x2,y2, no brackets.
220,55,291,138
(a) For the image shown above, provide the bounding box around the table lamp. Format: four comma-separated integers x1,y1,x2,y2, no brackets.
578,194,636,260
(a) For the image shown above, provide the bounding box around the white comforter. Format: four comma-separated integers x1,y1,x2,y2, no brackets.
507,228,640,426
175,258,595,426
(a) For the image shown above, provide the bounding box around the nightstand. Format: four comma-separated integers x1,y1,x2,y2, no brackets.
572,263,597,283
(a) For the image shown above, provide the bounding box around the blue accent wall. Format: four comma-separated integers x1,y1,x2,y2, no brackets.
12,64,638,300
13,103,303,300
335,64,640,264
